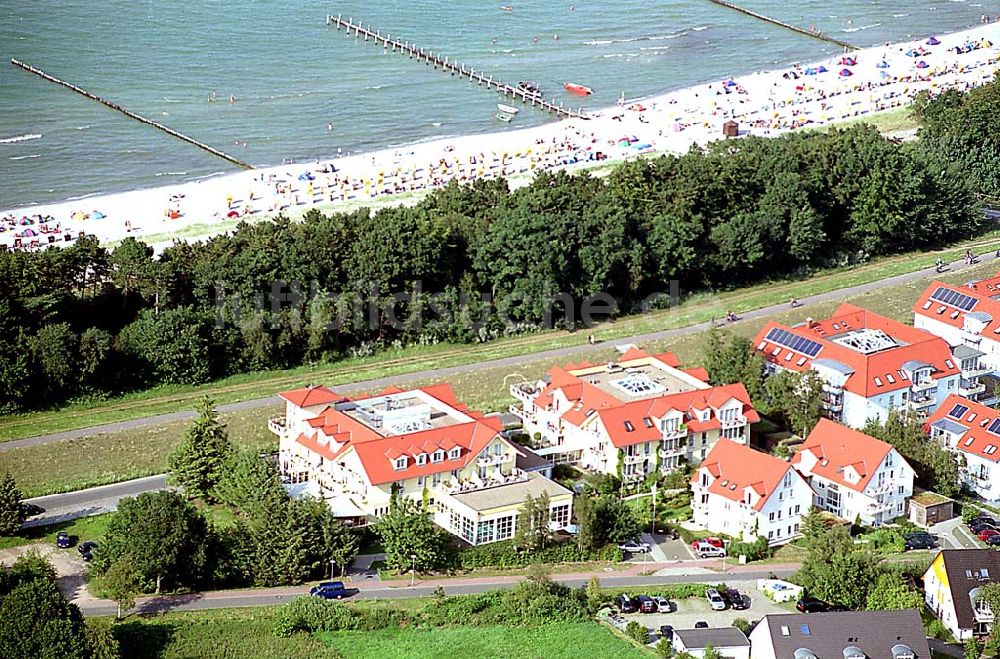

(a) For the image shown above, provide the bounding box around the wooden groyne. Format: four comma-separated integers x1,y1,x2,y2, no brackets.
10,59,254,170
703,0,857,50
326,15,589,120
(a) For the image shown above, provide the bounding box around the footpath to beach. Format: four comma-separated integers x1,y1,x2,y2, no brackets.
2,23,999,251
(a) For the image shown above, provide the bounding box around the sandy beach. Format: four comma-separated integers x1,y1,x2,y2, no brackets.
3,22,999,252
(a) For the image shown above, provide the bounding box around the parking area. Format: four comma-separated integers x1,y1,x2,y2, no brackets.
609,579,792,635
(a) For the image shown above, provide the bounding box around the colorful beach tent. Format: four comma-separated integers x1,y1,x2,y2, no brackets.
916,60,929,69
839,56,856,66
723,80,737,87
839,68,853,77
804,67,818,75
876,60,890,68
817,65,828,73
92,211,106,220
926,36,941,45
906,49,919,57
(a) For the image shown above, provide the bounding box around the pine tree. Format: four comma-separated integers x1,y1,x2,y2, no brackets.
168,397,232,501
0,471,25,536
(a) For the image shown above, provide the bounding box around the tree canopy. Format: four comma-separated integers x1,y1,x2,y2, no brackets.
168,397,233,501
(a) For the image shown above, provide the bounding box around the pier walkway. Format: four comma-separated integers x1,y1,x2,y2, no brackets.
703,0,857,50
10,59,254,170
326,15,588,120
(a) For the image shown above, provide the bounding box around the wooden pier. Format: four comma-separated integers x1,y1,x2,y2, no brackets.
703,0,857,50
10,59,255,170
326,15,589,120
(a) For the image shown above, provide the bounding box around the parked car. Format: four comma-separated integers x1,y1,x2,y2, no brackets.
979,529,1000,542
309,581,349,600
705,588,727,611
692,541,726,559
796,596,830,613
636,595,658,613
904,535,938,550
722,588,749,610
968,515,996,529
904,530,936,540
618,539,651,554
78,541,98,561
659,625,674,642
56,531,71,549
694,621,709,629
653,596,671,612
20,503,44,518
986,535,1000,547
616,594,637,613
970,520,998,533
691,537,724,550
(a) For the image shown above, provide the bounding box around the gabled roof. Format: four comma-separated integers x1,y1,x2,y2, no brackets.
930,549,1000,631
754,610,931,658
793,418,898,492
926,394,1000,463
278,385,344,408
753,303,960,398
692,440,796,511
913,275,1000,337
350,416,503,485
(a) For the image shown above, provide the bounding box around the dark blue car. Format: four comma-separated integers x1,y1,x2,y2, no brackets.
309,581,348,599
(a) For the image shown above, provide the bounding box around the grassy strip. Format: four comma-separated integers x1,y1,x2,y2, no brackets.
1,231,1000,444
317,621,647,659
5,259,1000,498
0,513,112,551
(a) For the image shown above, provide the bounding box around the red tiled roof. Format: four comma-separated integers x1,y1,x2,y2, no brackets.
278,385,344,408
683,366,710,382
352,417,503,485
692,441,796,511
753,303,960,398
792,418,894,492
925,394,1000,463
913,276,1000,336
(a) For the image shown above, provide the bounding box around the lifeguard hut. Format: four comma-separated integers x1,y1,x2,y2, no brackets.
722,120,739,137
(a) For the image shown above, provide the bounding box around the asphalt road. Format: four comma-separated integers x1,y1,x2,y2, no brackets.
4,248,998,455
78,567,797,617
22,475,170,528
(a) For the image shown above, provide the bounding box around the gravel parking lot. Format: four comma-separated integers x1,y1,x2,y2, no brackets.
612,579,793,636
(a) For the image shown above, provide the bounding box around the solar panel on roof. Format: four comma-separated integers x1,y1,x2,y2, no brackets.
765,327,823,358
948,404,970,419
930,286,977,311
988,418,1000,436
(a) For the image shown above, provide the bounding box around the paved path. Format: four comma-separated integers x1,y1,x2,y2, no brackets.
77,561,799,617
931,517,983,550
22,475,170,527
4,249,998,455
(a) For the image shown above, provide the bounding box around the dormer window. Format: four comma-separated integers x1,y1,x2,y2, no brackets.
432,450,445,463
449,447,461,460
416,453,427,466
393,456,408,470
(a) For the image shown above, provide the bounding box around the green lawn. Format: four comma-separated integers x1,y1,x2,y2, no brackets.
2,230,1000,446
0,513,111,551
318,622,648,659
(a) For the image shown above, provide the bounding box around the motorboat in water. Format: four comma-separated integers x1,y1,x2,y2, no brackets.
496,103,519,122
564,82,592,96
518,81,544,99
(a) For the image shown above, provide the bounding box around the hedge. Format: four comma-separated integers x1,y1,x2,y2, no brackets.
457,540,622,570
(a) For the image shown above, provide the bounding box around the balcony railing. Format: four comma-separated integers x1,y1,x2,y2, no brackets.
822,382,844,393
961,363,991,378
720,416,746,429
960,381,987,396
622,452,649,465
821,399,843,412
507,405,533,422
911,379,937,392
477,452,509,467
268,416,287,435
659,446,685,459
662,425,687,439
907,395,936,410
509,384,540,403
438,468,529,495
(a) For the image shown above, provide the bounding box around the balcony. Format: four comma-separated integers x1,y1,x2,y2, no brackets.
622,452,650,465
509,383,540,404
822,382,844,394
662,424,687,439
477,452,509,467
507,405,533,423
821,398,843,412
268,416,287,436
911,379,937,392
960,381,987,397
720,416,747,429
961,363,991,378
907,395,936,411
659,445,685,459
438,468,530,495
867,500,893,513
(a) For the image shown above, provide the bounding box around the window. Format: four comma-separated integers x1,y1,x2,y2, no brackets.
550,504,570,528
432,450,445,463
496,515,515,541
432,473,442,486
643,417,654,428
769,512,775,522
768,530,774,539
394,456,407,470
794,504,801,514
416,453,427,466
449,447,461,460
476,519,495,545
417,476,425,486
624,421,634,432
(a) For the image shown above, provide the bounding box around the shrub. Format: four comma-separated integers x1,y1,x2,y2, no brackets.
728,537,770,562
457,539,621,569
732,617,751,635
862,528,905,555
656,638,675,657
625,620,649,644
926,617,950,641
272,596,366,636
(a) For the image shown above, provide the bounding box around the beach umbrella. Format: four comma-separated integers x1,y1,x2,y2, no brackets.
876,60,890,69
723,79,737,87
926,36,941,45
839,68,853,77
916,60,929,69
805,67,818,75
92,211,105,220
817,65,828,73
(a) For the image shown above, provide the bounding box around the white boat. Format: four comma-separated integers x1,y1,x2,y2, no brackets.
497,103,519,115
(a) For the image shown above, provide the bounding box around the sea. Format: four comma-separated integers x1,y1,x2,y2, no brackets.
0,0,992,210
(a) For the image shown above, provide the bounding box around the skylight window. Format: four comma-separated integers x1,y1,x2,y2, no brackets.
886,374,896,384
945,359,955,369
949,404,970,419
610,373,666,397
964,438,975,447
624,421,635,432
985,445,998,455
874,377,883,387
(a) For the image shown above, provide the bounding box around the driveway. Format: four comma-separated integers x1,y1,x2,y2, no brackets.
931,517,983,550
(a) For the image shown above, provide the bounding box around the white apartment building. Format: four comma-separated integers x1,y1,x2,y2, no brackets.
509,347,759,482
690,440,813,545
792,418,915,526
926,394,1000,503
754,303,976,428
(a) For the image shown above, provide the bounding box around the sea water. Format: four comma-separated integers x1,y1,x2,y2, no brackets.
0,0,990,209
